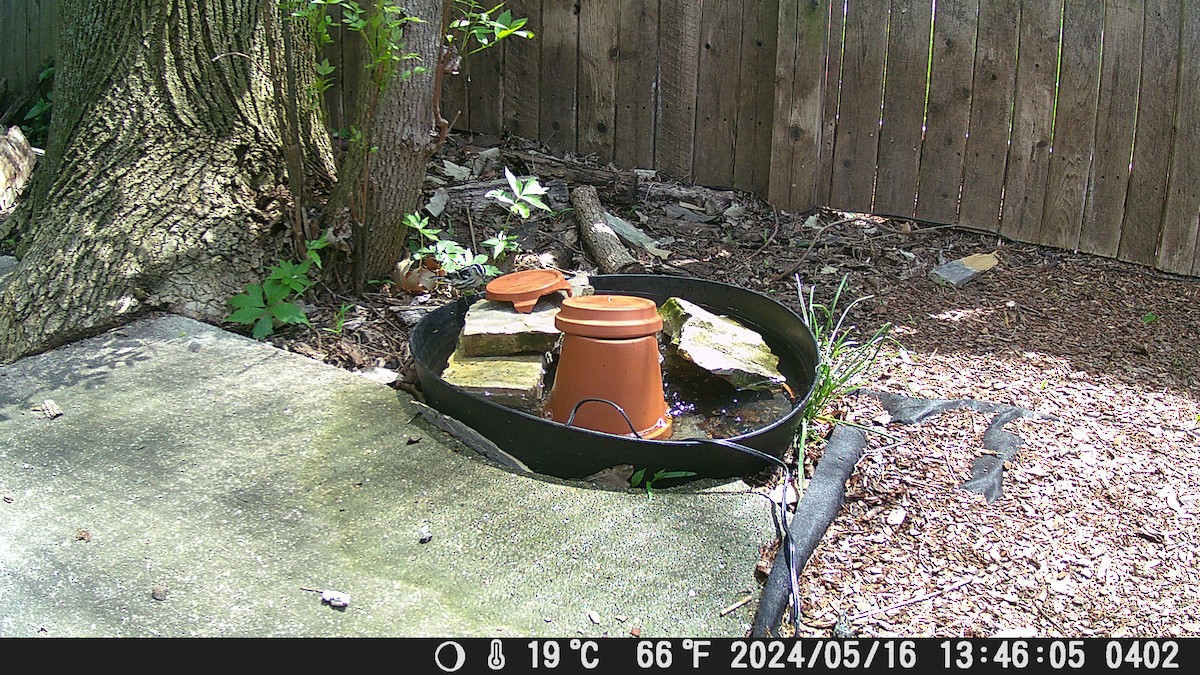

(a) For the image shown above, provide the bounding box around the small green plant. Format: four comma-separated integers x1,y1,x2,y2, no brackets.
1141,312,1160,324
226,236,328,339
486,167,551,220
323,303,355,333
797,275,895,439
20,62,55,147
447,2,534,55
405,213,496,275
629,468,698,500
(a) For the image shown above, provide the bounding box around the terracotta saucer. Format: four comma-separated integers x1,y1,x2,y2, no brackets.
485,269,573,313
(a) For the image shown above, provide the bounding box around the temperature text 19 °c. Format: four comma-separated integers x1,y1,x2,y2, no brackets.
528,640,602,669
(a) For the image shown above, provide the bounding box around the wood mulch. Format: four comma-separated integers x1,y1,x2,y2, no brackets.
270,133,1200,639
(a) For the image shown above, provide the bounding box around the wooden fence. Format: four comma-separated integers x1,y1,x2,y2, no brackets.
420,0,1200,277
0,0,58,111
4,0,1197,276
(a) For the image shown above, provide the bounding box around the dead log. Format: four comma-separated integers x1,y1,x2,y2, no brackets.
502,149,638,206
570,185,645,274
1,126,38,218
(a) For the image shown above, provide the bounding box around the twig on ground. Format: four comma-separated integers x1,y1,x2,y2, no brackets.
849,576,973,623
772,218,857,282
720,595,755,617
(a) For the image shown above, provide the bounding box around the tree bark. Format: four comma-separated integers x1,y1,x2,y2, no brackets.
328,0,446,291
0,0,335,363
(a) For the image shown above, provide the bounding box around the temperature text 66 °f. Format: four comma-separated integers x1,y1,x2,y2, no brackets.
729,640,919,669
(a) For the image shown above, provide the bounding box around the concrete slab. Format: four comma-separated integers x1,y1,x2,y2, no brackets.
0,315,775,637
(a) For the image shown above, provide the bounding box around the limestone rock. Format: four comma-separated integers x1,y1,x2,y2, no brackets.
440,348,547,414
459,298,562,357
659,297,785,391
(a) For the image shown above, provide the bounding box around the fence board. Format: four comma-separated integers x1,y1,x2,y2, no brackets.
0,0,57,112
613,0,658,169
829,0,889,213
466,34,504,135
692,0,741,188
1118,0,1180,266
874,0,933,219
577,1,618,160
538,0,578,152
1158,1,1200,275
768,0,829,212
958,0,1019,233
502,0,541,140
999,1,1060,242
915,0,978,224
732,0,777,195
1038,0,1102,252
655,0,701,181
1079,0,1141,258
815,0,844,206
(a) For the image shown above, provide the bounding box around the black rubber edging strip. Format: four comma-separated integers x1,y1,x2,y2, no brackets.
750,423,868,637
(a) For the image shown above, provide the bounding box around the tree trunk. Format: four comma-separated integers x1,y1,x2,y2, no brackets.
328,0,446,290
0,0,335,363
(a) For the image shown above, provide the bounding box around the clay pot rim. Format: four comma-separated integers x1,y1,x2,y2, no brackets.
554,294,663,339
485,269,572,313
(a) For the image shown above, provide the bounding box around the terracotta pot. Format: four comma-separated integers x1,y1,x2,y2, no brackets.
485,268,572,313
544,295,671,439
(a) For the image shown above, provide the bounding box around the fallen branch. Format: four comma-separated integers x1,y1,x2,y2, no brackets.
848,576,973,622
570,184,645,274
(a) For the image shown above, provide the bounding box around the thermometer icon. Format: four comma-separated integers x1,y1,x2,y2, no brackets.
488,639,506,670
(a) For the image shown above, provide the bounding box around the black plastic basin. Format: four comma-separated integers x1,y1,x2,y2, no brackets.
409,275,819,480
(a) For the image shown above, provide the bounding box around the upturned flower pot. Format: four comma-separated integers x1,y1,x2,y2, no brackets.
544,294,671,439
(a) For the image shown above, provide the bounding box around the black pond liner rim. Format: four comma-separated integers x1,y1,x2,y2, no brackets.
409,274,821,482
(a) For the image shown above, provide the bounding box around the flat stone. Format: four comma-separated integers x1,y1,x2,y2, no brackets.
931,252,998,286
459,298,562,357
440,348,547,414
659,297,785,391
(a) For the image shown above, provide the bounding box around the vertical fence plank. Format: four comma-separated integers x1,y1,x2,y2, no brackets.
769,0,829,212
577,1,619,161
1038,0,1102,251
999,2,1060,242
655,0,701,182
915,0,978,224
958,0,1019,233
815,0,844,206
692,0,741,188
1,1,27,105
465,38,504,135
732,0,778,196
502,0,541,140
613,0,658,169
539,0,578,152
1158,1,1200,275
874,0,933,219
829,0,888,213
1079,0,1141,257
1117,0,1180,266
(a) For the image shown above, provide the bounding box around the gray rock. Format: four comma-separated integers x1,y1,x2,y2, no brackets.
659,297,785,391
459,298,562,357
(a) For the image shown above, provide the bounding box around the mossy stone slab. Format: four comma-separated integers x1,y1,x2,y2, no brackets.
659,297,785,391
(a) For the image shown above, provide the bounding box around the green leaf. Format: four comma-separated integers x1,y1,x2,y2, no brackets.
228,283,265,310
226,305,266,325
271,301,311,326
251,315,276,339
262,278,293,306
629,468,646,487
